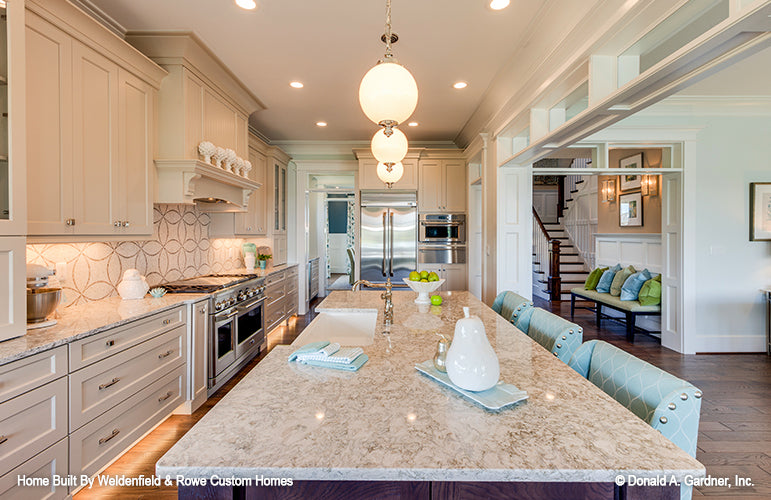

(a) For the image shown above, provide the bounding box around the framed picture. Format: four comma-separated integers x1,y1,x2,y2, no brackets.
750,182,771,241
619,153,643,191
619,192,643,227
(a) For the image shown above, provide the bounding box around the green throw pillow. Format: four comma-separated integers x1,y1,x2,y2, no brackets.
609,265,636,296
584,267,608,290
638,274,662,306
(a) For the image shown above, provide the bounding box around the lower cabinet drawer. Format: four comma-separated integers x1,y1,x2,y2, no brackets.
0,437,68,500
0,378,67,476
265,299,285,331
69,325,186,431
264,281,284,304
70,365,185,478
0,346,67,405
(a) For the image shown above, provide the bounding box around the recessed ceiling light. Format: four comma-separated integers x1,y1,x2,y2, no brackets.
289,81,304,89
489,0,510,10
453,81,468,89
316,121,327,127
408,122,419,127
235,0,257,10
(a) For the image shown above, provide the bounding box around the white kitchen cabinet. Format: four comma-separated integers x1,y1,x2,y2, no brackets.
273,234,287,265
0,237,24,342
187,299,208,413
235,144,268,236
419,159,467,213
420,264,467,292
24,6,162,238
0,437,69,500
271,157,288,235
359,158,418,191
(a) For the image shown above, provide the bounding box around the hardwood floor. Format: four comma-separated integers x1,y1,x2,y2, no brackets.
539,298,771,499
74,297,770,499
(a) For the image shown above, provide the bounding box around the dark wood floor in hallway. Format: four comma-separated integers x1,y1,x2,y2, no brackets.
73,296,771,499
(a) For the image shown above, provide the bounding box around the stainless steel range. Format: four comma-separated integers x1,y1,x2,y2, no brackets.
162,274,266,395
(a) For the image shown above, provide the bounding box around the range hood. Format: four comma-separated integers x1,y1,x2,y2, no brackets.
155,160,261,213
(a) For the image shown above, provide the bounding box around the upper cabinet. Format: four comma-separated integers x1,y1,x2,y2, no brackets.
418,159,467,213
356,150,419,191
126,33,263,212
0,0,26,236
270,148,290,235
25,1,166,238
234,140,268,236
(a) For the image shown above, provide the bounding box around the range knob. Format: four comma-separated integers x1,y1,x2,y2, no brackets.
238,291,247,301
247,288,255,297
214,301,223,311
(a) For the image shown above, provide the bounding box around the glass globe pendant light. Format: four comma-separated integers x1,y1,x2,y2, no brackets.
359,0,418,136
376,162,404,189
371,128,408,164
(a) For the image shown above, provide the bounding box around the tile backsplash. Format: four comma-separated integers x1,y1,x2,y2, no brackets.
27,204,253,306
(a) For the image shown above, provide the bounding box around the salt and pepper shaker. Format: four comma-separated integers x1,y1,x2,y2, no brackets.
433,334,449,373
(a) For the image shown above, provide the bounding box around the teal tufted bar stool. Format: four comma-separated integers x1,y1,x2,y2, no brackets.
491,291,534,332
525,308,583,363
568,340,703,500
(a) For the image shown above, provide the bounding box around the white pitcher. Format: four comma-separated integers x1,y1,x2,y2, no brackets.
446,307,500,392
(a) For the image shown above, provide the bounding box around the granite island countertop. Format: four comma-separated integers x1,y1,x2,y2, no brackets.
156,290,705,483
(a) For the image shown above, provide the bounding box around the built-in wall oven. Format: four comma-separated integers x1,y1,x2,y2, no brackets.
419,214,466,244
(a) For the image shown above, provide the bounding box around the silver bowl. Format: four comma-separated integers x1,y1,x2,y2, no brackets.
27,287,61,323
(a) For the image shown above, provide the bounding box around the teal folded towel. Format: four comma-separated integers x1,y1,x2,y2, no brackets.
288,341,368,372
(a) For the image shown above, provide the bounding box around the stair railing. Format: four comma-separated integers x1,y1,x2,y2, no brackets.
533,207,561,301
561,158,598,269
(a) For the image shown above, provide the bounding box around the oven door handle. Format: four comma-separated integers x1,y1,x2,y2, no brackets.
237,297,265,312
420,222,462,226
214,310,238,323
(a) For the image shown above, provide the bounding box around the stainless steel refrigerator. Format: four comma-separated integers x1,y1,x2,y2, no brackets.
360,193,417,284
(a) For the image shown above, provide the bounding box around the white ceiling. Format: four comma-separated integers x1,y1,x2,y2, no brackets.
88,0,552,143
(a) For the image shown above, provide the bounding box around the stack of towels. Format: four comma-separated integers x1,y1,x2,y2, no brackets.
288,341,368,371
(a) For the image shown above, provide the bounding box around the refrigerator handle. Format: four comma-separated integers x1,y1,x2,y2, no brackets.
389,211,394,277
382,212,387,277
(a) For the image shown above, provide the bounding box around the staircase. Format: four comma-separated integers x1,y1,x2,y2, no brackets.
533,219,589,300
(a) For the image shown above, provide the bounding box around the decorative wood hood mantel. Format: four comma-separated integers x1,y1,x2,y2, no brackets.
155,160,262,213
125,32,268,211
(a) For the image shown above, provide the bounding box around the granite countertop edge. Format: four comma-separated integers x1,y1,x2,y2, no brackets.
155,465,706,482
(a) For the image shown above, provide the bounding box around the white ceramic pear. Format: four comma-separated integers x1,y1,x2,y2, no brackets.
117,269,149,300
446,307,500,392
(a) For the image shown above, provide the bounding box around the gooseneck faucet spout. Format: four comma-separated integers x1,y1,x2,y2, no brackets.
351,278,394,327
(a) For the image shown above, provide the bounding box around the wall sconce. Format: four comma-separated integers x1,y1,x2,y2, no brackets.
641,175,659,196
601,178,616,203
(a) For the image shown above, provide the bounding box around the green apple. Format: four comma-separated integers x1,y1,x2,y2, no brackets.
430,294,443,306
409,271,420,281
420,270,429,279
420,278,429,283
427,272,439,282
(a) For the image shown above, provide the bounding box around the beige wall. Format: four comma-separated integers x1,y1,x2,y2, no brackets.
598,148,663,234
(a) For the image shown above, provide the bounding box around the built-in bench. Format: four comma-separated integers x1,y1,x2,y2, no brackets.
570,288,661,343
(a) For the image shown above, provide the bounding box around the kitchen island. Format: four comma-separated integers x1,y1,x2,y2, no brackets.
157,290,704,499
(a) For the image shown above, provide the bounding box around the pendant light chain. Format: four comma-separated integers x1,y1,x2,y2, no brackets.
384,0,393,60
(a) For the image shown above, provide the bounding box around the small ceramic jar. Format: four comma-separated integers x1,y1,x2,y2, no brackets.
117,269,149,300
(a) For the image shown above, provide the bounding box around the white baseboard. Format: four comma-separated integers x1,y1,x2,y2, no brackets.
692,335,767,353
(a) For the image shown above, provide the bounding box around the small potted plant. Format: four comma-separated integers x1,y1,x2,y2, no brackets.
257,253,272,270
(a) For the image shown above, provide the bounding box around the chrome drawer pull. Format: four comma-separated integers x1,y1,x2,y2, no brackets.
106,340,115,347
162,319,172,325
98,429,120,445
158,391,173,403
0,435,7,445
158,349,174,359
98,377,121,390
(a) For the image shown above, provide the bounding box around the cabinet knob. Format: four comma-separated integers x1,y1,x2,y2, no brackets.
114,221,122,227
247,227,252,231
66,218,76,226
122,221,130,228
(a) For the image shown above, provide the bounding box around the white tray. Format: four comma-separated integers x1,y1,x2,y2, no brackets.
415,360,528,411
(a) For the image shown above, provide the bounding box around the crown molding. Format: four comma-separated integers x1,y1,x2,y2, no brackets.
68,0,126,38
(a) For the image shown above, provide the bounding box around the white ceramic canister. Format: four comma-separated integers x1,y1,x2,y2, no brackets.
445,306,500,391
117,269,150,300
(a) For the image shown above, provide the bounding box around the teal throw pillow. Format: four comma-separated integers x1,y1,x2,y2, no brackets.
620,269,652,301
596,269,616,294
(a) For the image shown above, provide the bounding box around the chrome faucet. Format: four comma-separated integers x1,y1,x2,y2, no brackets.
351,278,394,327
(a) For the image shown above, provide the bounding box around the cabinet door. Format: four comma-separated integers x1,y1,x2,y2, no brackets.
118,69,153,235
190,300,208,407
25,15,74,235
418,161,442,212
274,234,287,265
236,147,267,235
358,159,381,190
280,163,287,232
72,41,119,235
444,264,467,291
0,237,24,342
443,161,467,212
